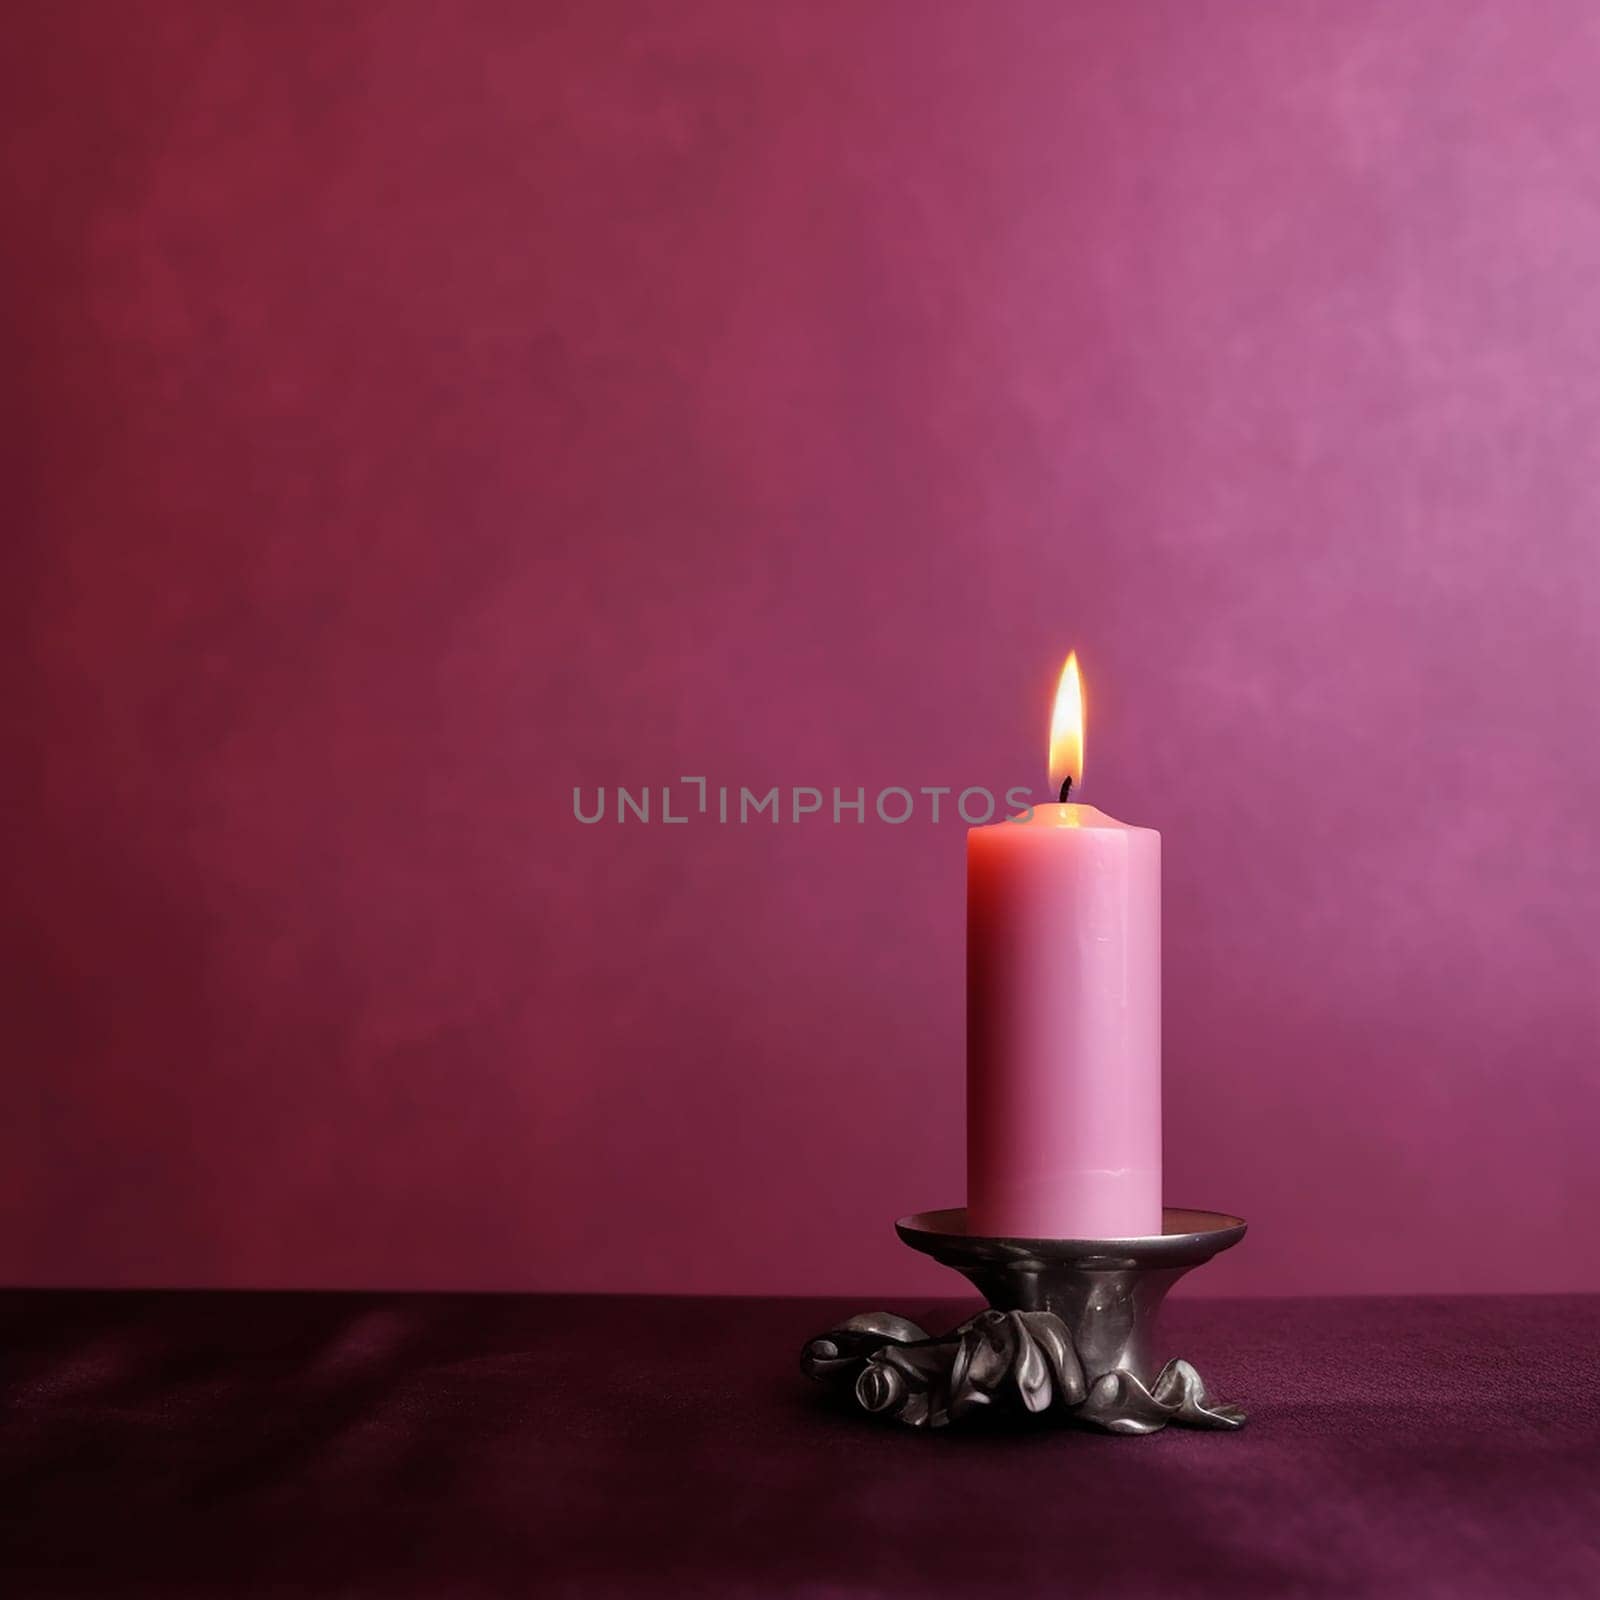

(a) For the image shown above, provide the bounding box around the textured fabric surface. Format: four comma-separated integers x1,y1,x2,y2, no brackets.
2,1292,1597,1596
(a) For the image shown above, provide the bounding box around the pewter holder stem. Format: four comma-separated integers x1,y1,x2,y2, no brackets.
801,1207,1248,1434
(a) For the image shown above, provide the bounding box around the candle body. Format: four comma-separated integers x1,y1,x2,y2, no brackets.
967,803,1161,1238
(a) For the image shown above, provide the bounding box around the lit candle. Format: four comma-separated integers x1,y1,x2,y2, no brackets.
966,654,1162,1238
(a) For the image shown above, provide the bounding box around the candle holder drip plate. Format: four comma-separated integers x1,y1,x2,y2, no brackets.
802,1206,1247,1434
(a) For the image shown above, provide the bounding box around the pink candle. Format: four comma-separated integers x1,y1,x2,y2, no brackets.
966,655,1162,1239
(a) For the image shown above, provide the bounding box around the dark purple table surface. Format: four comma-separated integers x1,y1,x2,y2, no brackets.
2,1291,1597,1597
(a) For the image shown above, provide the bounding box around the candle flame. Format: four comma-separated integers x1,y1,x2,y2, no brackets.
1048,652,1084,797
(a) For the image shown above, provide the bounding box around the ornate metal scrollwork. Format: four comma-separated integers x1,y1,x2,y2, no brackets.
803,1307,1244,1433
801,1208,1250,1434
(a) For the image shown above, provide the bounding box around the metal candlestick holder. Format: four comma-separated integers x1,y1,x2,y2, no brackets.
802,1207,1248,1434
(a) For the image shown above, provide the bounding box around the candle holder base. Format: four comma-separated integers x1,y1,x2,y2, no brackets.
801,1207,1248,1434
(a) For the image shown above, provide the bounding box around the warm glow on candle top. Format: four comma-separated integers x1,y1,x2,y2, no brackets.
1048,651,1084,796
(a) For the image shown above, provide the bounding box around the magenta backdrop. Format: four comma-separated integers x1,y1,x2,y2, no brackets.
3,0,1597,1298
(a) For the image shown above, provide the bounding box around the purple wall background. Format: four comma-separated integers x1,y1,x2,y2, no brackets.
4,0,1597,1297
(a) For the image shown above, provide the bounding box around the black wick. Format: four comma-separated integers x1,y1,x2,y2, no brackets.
1058,776,1073,804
